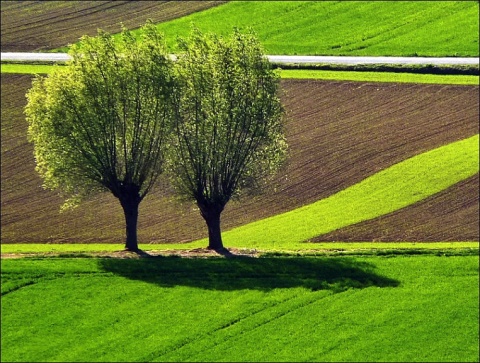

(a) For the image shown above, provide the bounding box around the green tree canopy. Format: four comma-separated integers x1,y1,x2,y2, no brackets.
25,21,175,251
169,27,288,251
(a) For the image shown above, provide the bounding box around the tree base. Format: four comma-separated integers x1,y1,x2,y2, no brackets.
206,246,233,256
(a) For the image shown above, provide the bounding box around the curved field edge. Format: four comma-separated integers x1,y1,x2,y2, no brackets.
314,173,479,243
1,256,478,362
7,132,468,253
1,64,479,85
0,1,226,52
206,135,479,250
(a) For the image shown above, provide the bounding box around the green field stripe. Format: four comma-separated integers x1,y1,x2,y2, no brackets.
0,242,478,254
2,63,478,85
278,69,480,85
0,63,59,74
220,135,479,248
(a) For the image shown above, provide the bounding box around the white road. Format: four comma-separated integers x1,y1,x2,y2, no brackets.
1,52,479,65
1,52,71,62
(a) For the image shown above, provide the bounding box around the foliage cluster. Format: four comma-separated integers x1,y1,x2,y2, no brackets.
26,24,174,210
24,22,287,251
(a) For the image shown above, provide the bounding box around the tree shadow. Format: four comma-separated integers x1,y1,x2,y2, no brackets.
98,255,399,292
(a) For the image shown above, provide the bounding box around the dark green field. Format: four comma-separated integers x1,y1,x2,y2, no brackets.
1,253,478,362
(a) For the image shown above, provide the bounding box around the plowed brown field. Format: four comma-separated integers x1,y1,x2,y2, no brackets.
0,1,226,51
1,75,478,244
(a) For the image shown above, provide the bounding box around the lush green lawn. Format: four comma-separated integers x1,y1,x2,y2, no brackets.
1,254,478,362
134,1,479,57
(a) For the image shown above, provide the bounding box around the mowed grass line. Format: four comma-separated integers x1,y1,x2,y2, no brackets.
2,64,478,85
213,135,479,250
1,255,478,362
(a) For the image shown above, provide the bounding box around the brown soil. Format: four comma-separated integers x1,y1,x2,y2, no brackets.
0,1,226,51
1,75,478,244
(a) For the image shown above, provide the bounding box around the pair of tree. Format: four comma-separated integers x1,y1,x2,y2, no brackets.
25,21,287,252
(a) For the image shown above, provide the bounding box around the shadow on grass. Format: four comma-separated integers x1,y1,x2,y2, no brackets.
99,255,399,292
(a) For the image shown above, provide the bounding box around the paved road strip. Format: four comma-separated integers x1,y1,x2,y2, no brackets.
2,52,479,65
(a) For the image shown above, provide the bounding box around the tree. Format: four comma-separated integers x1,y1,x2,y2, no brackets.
169,27,288,251
25,21,174,251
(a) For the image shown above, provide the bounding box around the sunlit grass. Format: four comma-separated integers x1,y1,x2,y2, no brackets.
1,255,478,362
143,1,479,57
2,63,478,86
278,69,480,85
213,135,479,250
0,63,60,74
1,242,479,255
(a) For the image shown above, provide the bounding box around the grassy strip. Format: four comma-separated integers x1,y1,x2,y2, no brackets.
0,242,202,254
279,69,480,85
1,255,478,362
1,242,479,255
275,62,479,76
2,63,478,85
0,63,61,74
212,135,479,250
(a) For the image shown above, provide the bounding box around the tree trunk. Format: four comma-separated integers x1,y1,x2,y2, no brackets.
119,193,141,252
199,204,224,251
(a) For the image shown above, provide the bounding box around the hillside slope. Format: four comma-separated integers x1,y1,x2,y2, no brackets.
1,75,478,244
0,0,225,51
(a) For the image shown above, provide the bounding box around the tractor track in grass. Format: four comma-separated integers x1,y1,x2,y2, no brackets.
154,291,325,361
1,75,478,244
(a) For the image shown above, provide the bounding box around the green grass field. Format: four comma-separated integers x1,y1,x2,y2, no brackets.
1,254,478,362
1,2,479,362
126,1,479,57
